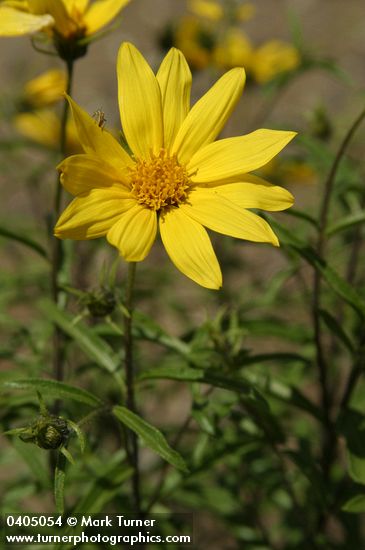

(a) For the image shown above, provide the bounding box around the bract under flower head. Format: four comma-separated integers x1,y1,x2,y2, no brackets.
55,43,296,289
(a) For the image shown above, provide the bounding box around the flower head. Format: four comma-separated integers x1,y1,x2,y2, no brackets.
0,0,131,58
55,43,295,289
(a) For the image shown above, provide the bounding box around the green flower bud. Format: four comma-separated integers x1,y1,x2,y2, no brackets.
19,415,70,450
83,287,116,318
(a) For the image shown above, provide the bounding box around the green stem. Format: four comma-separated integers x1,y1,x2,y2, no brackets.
312,106,365,530
51,59,74,385
124,262,141,513
313,106,365,421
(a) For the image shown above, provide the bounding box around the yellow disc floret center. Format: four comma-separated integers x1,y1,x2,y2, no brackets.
130,149,191,211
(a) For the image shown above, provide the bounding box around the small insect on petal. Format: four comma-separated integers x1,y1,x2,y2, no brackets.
92,109,107,129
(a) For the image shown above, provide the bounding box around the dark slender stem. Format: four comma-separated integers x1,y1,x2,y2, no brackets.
340,334,365,410
328,189,365,405
311,106,365,529
124,262,141,513
56,59,74,217
313,107,365,413
51,59,74,385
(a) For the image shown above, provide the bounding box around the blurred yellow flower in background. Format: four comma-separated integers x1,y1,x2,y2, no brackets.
22,69,67,108
0,0,131,58
250,40,300,84
55,43,295,289
189,0,255,23
14,109,81,154
213,28,252,70
188,0,223,21
162,1,300,84
174,16,214,70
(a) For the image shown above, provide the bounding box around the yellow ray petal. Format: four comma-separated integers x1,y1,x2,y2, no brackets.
0,6,54,35
107,204,157,261
156,48,192,150
84,0,130,34
172,68,245,165
188,129,297,183
63,0,89,15
159,207,222,289
181,188,279,245
28,0,73,35
55,186,134,240
205,175,294,211
117,42,163,160
66,95,134,177
58,154,129,196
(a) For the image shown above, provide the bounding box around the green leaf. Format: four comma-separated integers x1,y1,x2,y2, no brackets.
140,365,261,397
40,299,119,373
60,446,75,465
243,319,311,343
113,406,188,473
284,208,318,228
285,449,327,507
72,453,132,514
270,219,365,317
327,212,365,236
67,420,86,453
319,309,354,353
338,409,365,458
246,373,324,422
342,494,365,513
0,226,48,261
240,352,311,367
191,409,216,436
12,439,51,490
347,451,365,485
3,378,102,408
133,311,190,356
54,451,66,515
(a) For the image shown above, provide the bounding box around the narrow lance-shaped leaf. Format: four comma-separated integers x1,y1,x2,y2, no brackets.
40,299,119,373
0,226,48,261
3,379,103,408
113,406,188,473
326,212,365,236
319,308,354,353
269,218,365,318
342,495,365,514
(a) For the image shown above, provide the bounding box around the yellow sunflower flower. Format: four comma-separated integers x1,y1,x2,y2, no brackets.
0,0,131,47
55,43,296,289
